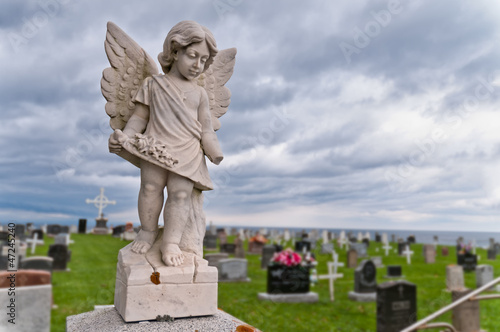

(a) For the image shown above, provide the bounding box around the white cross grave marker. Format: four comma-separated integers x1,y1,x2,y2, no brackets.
403,245,414,264
383,243,392,256
26,233,44,254
318,252,344,301
85,187,116,219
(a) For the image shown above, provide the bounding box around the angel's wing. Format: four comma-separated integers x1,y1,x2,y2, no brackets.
199,48,237,131
101,21,159,130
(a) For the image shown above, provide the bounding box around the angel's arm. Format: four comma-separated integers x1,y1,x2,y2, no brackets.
199,88,223,165
123,103,149,137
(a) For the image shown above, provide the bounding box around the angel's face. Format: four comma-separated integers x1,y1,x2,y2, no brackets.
173,41,210,81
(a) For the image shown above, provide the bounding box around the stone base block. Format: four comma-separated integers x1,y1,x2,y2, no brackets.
348,291,376,302
257,292,318,303
67,306,261,332
115,231,218,322
92,227,109,235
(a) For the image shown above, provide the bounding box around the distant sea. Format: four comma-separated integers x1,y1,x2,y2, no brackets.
225,227,500,249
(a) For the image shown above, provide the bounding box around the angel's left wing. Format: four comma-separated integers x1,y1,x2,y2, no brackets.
101,21,159,131
198,48,237,131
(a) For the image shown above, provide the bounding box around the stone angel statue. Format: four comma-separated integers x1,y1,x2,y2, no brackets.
101,21,236,267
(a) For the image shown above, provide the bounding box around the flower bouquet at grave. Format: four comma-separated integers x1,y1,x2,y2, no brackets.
267,248,311,294
458,242,472,255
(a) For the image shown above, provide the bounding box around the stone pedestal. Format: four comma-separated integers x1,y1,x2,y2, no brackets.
93,217,109,234
452,289,484,332
115,231,218,322
67,306,261,332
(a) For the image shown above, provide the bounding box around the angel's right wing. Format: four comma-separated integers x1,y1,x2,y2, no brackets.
101,21,159,131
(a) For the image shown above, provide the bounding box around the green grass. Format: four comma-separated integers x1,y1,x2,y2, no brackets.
35,235,500,331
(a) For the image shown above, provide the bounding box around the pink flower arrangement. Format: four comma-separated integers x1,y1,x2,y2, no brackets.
271,248,302,267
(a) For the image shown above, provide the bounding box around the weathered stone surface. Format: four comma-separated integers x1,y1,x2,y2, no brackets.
257,292,318,303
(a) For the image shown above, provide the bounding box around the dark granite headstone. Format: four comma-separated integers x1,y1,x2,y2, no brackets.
398,242,408,256
203,234,217,250
487,249,496,260
387,265,402,278
294,241,311,253
220,243,236,254
457,253,477,272
20,256,53,273
47,224,63,236
112,225,126,237
377,281,417,332
78,219,87,234
31,229,44,240
362,238,370,248
61,225,69,233
354,260,377,293
0,231,9,242
375,233,382,242
48,244,70,270
15,224,26,241
261,245,277,269
407,235,416,244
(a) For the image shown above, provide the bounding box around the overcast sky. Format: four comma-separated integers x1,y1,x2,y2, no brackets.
2,0,500,232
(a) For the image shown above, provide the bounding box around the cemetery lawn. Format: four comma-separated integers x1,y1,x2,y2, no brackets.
34,234,500,332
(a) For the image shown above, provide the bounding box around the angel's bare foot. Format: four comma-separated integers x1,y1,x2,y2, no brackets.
131,229,157,254
161,243,184,266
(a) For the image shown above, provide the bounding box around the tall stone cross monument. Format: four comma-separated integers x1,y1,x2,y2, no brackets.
86,187,116,234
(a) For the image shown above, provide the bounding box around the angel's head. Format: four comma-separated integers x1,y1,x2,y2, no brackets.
158,21,218,75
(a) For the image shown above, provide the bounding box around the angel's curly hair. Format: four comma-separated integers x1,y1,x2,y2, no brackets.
158,21,218,74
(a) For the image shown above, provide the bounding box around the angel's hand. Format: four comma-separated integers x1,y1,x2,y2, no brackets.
108,129,129,154
201,131,223,165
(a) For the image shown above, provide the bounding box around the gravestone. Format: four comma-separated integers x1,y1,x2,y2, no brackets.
407,235,416,244
451,289,480,332
234,236,245,259
349,260,377,302
48,244,71,271
70,225,78,233
0,269,51,287
20,256,54,274
371,256,384,268
362,238,370,248
476,264,494,290
47,224,63,236
391,234,396,243
446,265,465,291
218,258,250,282
375,233,381,242
295,241,311,253
112,225,126,237
376,281,417,332
220,243,236,254
0,231,8,242
16,224,26,241
61,225,70,234
32,229,44,240
441,247,449,256
347,249,358,268
205,253,229,267
0,271,51,332
398,242,408,256
248,241,265,254
320,243,334,254
487,248,496,260
386,265,403,278
55,233,70,246
203,234,217,250
350,242,367,258
261,245,277,269
217,230,227,246
457,252,477,272
423,244,435,264
78,219,87,234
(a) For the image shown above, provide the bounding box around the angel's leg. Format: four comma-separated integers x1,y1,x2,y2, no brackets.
161,171,194,267
131,160,167,254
